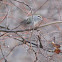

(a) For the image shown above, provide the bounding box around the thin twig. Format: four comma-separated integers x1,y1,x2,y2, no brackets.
33,0,49,14
0,13,8,29
7,33,38,47
10,0,32,15
0,21,62,32
0,45,7,62
37,35,43,48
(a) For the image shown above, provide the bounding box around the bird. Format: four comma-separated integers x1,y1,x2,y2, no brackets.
20,15,43,28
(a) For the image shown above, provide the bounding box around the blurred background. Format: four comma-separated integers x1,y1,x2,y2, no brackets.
0,0,62,62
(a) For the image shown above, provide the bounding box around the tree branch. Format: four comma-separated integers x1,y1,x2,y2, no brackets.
0,21,62,32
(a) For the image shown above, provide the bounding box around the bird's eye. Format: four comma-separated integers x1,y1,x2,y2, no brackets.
38,16,40,17
38,15,41,17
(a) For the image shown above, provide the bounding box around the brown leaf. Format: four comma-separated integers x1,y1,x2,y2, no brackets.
54,48,61,54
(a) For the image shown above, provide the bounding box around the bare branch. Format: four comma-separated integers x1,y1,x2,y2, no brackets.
0,21,62,32
37,35,43,48
0,45,7,62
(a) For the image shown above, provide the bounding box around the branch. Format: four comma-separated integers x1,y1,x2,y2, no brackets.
37,35,43,48
0,21,62,32
7,33,38,47
0,45,7,62
10,0,32,15
34,0,49,14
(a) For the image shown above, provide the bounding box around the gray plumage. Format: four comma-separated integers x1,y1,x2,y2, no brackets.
21,15,43,27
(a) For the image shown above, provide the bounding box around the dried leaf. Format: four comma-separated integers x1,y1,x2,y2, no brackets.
54,48,61,54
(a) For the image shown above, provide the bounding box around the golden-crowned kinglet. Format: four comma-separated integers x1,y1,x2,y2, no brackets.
21,15,43,27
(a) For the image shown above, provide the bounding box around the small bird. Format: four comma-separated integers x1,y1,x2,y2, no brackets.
20,15,43,28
